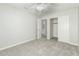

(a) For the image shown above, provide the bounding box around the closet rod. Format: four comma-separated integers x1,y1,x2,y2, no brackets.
53,23,58,24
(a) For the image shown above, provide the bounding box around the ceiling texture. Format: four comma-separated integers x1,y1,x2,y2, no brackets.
8,3,79,17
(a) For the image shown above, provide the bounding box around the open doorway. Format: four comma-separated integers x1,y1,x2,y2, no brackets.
50,17,58,40
41,19,47,38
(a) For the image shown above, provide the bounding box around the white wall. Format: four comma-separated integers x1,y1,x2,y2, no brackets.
42,7,79,45
37,18,41,39
58,16,70,43
0,4,37,49
69,8,78,45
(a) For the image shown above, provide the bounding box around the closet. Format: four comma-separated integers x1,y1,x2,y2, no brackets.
50,17,58,39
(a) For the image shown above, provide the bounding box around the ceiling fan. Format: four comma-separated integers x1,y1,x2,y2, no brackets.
24,3,54,12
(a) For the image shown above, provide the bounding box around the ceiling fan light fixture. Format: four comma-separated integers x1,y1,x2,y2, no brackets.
36,6,45,11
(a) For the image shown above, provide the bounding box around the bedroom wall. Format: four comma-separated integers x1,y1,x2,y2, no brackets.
0,4,37,49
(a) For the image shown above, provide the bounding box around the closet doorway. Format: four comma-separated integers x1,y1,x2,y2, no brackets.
50,17,58,40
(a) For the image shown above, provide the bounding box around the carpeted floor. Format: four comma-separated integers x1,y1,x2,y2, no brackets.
0,38,79,56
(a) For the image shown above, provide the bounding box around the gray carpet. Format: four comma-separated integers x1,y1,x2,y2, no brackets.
0,38,79,56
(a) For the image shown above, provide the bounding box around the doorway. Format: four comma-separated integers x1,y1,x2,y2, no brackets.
41,19,47,38
50,17,58,40
37,18,58,40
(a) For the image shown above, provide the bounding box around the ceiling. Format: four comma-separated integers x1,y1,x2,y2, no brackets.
9,3,79,10
8,3,79,17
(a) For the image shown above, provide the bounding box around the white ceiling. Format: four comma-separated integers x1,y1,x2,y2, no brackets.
8,3,79,17
9,3,79,11
53,3,79,11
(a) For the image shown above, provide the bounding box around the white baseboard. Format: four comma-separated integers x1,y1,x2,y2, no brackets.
66,41,79,46
58,40,79,46
0,39,35,51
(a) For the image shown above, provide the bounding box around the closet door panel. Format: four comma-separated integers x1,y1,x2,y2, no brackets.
58,16,69,43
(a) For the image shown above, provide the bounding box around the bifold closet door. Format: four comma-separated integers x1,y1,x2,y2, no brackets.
58,16,69,43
